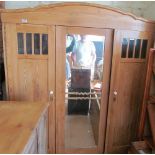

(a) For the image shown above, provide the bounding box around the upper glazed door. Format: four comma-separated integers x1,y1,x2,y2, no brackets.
4,24,55,102
105,30,154,153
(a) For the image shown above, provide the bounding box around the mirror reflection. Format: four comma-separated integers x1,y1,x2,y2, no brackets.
65,34,105,148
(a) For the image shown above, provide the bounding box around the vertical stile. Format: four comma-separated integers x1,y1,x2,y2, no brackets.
139,39,143,59
133,39,136,58
40,33,42,55
126,38,129,58
24,33,26,55
32,33,34,55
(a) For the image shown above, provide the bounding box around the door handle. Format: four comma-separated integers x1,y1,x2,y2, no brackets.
113,91,117,96
49,91,54,102
113,90,117,101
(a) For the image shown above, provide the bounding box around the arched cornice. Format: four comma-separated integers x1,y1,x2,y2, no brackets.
1,2,155,24
1,2,155,32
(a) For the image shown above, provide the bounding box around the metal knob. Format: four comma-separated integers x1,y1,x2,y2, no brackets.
114,91,117,96
49,91,54,102
113,91,117,101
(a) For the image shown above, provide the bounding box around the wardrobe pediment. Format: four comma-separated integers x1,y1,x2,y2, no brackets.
1,2,155,31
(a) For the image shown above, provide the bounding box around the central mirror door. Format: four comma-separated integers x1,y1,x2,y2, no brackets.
56,26,113,153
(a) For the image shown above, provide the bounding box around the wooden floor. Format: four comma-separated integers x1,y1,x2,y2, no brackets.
65,115,96,148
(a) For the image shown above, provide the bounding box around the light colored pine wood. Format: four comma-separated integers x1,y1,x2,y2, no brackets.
105,30,154,153
47,26,56,153
1,3,155,32
16,24,48,33
3,23,56,153
56,26,66,153
3,23,18,100
56,26,113,153
0,101,48,154
98,29,113,153
17,59,48,102
2,2,155,154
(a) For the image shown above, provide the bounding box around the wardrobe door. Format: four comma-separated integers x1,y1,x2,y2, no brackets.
3,24,56,153
56,26,113,153
105,30,154,153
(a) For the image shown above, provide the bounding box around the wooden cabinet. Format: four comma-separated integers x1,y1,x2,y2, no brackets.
1,3,155,154
23,110,48,154
22,130,38,154
37,110,48,154
0,101,48,154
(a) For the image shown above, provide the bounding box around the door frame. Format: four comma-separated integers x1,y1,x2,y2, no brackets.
55,26,113,153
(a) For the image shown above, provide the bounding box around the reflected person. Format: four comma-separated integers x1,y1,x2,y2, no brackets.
72,35,96,80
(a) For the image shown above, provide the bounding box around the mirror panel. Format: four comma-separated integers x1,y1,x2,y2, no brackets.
65,34,105,148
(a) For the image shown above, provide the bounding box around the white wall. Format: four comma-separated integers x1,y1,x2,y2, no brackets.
4,1,155,21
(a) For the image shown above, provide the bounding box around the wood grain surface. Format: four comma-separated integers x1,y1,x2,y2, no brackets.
1,3,155,32
2,2,155,154
0,101,48,154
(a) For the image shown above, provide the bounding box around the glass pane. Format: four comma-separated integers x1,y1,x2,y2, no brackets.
26,33,32,54
128,39,134,58
141,40,148,59
121,38,128,58
42,34,48,55
65,34,105,148
135,39,141,58
34,33,40,54
17,33,24,54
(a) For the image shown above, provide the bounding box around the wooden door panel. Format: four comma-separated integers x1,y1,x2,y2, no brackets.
108,63,145,149
17,59,48,102
56,26,113,153
3,23,56,153
4,24,51,101
105,30,154,153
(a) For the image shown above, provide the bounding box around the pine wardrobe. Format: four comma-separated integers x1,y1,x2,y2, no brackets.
1,3,155,154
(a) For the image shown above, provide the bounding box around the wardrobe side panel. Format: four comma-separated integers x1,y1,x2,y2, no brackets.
3,23,18,100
